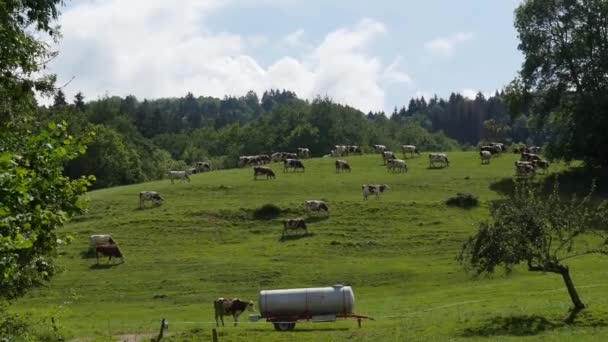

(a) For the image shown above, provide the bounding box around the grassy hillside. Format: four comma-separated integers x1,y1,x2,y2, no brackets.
11,152,608,341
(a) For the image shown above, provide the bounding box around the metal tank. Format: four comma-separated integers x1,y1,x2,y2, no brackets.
258,285,355,319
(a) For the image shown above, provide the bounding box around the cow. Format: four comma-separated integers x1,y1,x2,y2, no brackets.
168,170,190,183
373,144,387,153
480,145,500,156
283,218,308,236
516,163,535,177
334,145,347,157
533,159,550,174
362,184,389,200
283,159,305,172
139,191,163,209
95,243,124,264
258,155,271,164
490,142,505,153
195,161,211,172
347,145,363,155
401,145,420,158
382,151,396,165
521,152,541,162
214,298,255,327
526,146,542,154
297,148,310,159
253,166,275,180
387,158,407,173
89,235,113,251
335,159,351,173
305,200,329,214
271,152,284,163
429,153,449,168
480,150,492,164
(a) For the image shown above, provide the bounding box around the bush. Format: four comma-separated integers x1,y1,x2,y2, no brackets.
446,193,479,208
253,204,282,220
0,305,64,342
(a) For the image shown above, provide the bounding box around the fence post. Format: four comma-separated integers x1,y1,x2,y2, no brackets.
212,328,219,342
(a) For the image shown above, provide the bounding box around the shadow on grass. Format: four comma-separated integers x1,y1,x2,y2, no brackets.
279,232,315,242
80,250,96,259
490,167,608,197
246,327,350,333
462,315,561,337
89,262,123,269
426,166,449,170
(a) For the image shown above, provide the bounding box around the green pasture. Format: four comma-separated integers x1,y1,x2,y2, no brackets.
11,152,608,341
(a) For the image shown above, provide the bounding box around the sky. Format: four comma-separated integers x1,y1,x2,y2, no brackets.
49,0,524,113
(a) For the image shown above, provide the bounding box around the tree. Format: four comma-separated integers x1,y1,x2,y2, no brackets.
74,91,86,111
459,180,608,323
511,0,608,166
1,0,94,300
52,89,67,107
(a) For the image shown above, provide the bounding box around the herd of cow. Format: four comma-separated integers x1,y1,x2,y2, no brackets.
87,142,550,326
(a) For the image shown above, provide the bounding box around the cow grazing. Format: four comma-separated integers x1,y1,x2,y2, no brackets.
89,234,113,251
480,150,492,164
429,153,450,168
335,159,351,173
334,145,347,157
283,218,308,236
195,161,211,172
382,151,396,165
347,145,363,155
401,145,420,158
526,146,542,154
533,159,550,173
521,152,541,162
387,158,407,173
214,298,255,327
305,200,329,213
362,184,389,200
253,166,275,180
297,148,310,159
168,170,190,183
374,144,387,153
283,159,305,172
139,191,163,209
516,163,535,177
95,244,124,264
480,145,500,156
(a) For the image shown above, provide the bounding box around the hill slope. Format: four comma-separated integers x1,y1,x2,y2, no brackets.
12,152,608,341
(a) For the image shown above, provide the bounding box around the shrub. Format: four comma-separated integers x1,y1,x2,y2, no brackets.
446,193,479,208
0,305,64,342
253,204,282,220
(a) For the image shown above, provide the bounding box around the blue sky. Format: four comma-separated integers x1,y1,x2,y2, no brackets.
51,0,523,113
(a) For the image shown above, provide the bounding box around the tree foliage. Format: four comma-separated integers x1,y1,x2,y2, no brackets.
459,180,608,321
511,0,608,166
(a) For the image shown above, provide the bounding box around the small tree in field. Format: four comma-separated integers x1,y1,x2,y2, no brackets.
458,180,608,323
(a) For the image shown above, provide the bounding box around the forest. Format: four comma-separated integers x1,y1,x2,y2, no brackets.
44,89,543,189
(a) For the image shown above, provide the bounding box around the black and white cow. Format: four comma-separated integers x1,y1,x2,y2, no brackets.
429,153,449,168
305,200,329,213
89,234,114,251
347,145,363,155
335,159,351,173
297,148,310,159
401,145,420,158
283,218,308,236
362,184,389,200
374,144,387,153
253,166,276,180
533,159,550,174
195,161,211,173
382,151,396,165
516,162,535,177
214,298,255,327
387,158,407,173
521,152,542,162
284,159,305,172
480,150,492,164
139,191,163,209
168,170,190,183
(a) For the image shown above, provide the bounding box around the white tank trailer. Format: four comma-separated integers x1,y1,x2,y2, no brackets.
250,285,372,331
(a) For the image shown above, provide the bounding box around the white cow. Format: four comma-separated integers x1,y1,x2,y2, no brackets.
89,234,114,251
373,144,387,153
401,145,420,158
387,159,407,173
480,150,492,164
429,153,449,168
305,200,329,213
362,184,389,200
382,151,396,165
139,191,164,209
297,148,310,159
169,170,190,183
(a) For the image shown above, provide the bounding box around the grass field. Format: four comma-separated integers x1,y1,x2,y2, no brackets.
10,152,608,341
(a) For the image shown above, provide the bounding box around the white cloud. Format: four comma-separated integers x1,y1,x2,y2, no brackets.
424,32,473,57
49,1,406,113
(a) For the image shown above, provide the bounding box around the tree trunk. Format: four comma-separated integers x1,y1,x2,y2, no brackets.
559,266,585,323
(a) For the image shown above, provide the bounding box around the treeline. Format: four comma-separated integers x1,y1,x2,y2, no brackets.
42,89,543,189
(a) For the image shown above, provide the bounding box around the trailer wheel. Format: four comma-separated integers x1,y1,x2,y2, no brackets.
273,322,296,331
